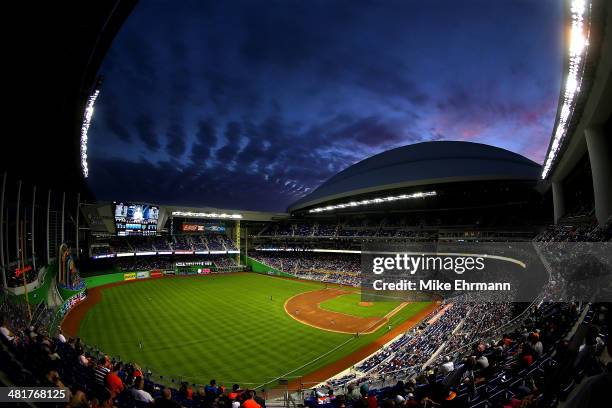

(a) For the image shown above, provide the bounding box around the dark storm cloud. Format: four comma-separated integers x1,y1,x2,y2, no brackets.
190,119,217,164
165,123,187,158
134,114,159,151
326,116,411,148
216,121,242,164
103,102,131,142
88,0,563,211
203,69,261,115
89,156,309,211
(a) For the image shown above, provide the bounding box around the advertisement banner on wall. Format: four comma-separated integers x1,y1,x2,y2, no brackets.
198,268,211,275
124,272,137,281
150,270,163,278
57,291,87,320
136,271,149,279
164,270,176,276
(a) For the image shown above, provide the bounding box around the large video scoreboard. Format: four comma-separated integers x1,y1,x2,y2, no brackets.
114,202,159,236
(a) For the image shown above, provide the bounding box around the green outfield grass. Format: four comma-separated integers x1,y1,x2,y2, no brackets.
319,293,401,318
77,273,431,388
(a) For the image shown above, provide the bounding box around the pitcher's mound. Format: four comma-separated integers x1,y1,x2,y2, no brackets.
358,301,373,307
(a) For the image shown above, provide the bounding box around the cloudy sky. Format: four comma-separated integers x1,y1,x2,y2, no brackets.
88,0,563,211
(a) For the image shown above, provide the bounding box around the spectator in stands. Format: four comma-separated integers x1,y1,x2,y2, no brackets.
333,394,346,408
179,381,193,400
253,390,266,408
527,332,544,358
194,387,206,405
94,356,110,385
574,326,601,374
439,355,454,374
359,383,377,408
43,369,64,388
77,347,89,366
155,388,181,408
0,316,15,342
67,389,89,408
106,362,125,398
404,393,417,408
92,389,114,408
327,389,335,401
131,376,154,403
345,384,360,404
57,329,67,343
242,390,261,408
205,378,219,399
229,383,242,400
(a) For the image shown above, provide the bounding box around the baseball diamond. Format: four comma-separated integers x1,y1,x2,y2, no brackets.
61,273,435,388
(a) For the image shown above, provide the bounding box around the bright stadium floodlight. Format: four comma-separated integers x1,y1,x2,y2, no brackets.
541,0,591,179
80,88,100,179
308,190,437,213
171,211,243,219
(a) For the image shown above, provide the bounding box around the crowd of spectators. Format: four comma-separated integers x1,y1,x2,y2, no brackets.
90,235,239,256
255,213,537,239
534,217,612,243
110,237,133,253
91,245,113,257
173,235,194,251
253,252,361,286
290,270,361,287
314,301,609,408
256,220,432,239
303,220,612,407
112,256,238,272
212,257,239,269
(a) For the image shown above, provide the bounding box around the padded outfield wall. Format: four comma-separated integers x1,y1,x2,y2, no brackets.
83,271,128,288
242,255,294,278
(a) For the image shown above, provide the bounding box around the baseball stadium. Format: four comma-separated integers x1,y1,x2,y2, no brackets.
2,1,612,408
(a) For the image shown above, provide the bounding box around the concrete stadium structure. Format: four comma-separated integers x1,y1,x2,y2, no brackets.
542,0,612,225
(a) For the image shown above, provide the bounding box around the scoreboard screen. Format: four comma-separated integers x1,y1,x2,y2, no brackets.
114,202,159,236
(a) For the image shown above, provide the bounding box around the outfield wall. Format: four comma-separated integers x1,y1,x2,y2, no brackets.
80,258,273,289
82,268,221,288
243,256,295,278
83,272,126,288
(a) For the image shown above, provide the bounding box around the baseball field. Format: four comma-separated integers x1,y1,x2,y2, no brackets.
62,273,435,389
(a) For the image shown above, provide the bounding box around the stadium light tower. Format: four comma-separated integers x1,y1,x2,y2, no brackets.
80,79,102,179
541,0,591,179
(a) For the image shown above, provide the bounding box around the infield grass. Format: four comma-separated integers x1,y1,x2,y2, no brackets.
319,293,401,318
77,273,431,388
